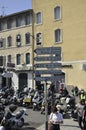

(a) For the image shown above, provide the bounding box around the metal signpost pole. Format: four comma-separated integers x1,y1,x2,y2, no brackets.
44,81,48,130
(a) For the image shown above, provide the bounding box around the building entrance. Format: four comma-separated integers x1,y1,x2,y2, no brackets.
19,73,28,91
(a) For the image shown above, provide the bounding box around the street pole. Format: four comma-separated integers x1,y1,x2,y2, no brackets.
44,81,48,130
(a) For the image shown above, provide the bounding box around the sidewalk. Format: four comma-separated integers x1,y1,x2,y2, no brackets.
37,118,80,130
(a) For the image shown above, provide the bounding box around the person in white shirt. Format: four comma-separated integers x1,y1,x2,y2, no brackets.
48,106,63,130
76,99,85,130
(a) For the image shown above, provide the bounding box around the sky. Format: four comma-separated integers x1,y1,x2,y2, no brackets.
0,0,32,16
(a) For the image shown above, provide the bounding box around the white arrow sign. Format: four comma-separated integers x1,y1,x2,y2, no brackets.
35,70,62,74
34,47,61,55
34,63,62,68
34,75,64,81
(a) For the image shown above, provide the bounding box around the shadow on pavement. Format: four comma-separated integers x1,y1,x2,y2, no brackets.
61,124,79,128
22,127,36,130
22,122,37,130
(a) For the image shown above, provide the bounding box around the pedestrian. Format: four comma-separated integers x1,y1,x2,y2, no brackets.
76,99,85,130
82,104,86,130
48,106,63,130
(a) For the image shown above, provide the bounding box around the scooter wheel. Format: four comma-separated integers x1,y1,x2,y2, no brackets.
21,118,24,124
33,105,35,111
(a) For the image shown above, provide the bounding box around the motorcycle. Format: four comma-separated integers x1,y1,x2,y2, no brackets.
0,105,27,130
32,95,44,111
40,98,51,115
0,103,5,123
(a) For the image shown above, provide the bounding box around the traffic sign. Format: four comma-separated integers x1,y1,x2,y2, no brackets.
34,63,62,68
34,55,61,61
34,47,61,55
34,75,64,81
35,70,62,74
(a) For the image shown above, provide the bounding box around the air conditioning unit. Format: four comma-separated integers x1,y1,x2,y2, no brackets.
17,42,21,47
81,64,86,71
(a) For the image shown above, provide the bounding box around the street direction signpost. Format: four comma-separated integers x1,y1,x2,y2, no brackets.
34,55,61,61
34,63,61,68
34,46,62,130
34,47,61,55
34,70,62,75
34,75,64,81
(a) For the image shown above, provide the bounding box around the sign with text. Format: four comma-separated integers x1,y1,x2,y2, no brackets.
34,55,61,61
34,75,64,81
34,47,61,55
34,63,62,68
35,70,62,75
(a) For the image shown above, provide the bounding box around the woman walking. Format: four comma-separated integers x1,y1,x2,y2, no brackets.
48,106,63,130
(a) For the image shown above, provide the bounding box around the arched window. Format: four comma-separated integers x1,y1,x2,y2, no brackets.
16,54,21,65
36,32,42,45
55,29,62,43
54,6,61,20
26,53,30,64
36,12,42,24
7,36,12,47
25,33,30,44
16,34,21,47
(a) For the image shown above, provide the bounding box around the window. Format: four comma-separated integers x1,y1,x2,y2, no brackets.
16,34,21,47
25,33,30,44
0,22,4,31
16,54,21,65
8,55,11,63
0,38,4,48
0,56,3,66
7,19,13,29
36,12,42,24
16,16,22,27
26,53,30,64
7,36,12,47
25,14,32,25
0,56,6,66
36,33,42,45
55,29,62,43
0,38,6,48
54,6,61,20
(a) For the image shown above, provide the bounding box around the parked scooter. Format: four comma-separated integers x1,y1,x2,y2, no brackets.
0,103,5,123
40,98,51,115
32,94,44,111
0,104,27,130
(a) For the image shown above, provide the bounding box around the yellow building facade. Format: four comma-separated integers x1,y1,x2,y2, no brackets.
0,10,34,90
32,0,86,90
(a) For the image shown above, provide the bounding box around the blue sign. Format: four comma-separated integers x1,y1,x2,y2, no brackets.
35,70,62,74
34,47,61,55
34,55,61,61
34,63,61,68
34,75,64,81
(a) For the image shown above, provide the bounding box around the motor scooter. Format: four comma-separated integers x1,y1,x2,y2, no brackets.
0,105,27,130
32,95,43,111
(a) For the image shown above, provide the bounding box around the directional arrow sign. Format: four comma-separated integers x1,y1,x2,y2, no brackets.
34,55,61,61
35,70,62,75
34,63,61,68
34,47,61,55
34,75,64,81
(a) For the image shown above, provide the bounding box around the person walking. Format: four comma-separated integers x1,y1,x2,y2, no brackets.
82,104,86,130
48,106,63,130
76,99,85,130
